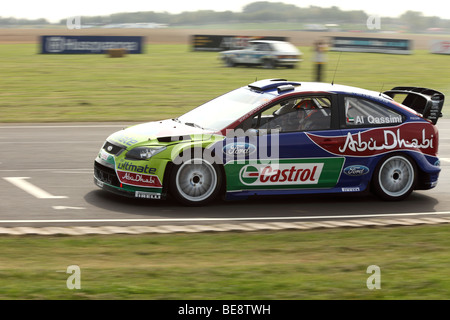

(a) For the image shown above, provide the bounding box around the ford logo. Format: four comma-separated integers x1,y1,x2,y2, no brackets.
343,165,370,176
223,143,256,156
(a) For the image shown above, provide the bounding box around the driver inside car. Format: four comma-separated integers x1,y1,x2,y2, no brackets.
275,99,317,131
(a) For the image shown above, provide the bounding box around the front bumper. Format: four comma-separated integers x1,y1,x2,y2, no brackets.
94,160,164,200
276,58,302,66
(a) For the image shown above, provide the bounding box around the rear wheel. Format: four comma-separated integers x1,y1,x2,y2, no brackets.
372,154,416,201
262,59,276,69
169,158,222,206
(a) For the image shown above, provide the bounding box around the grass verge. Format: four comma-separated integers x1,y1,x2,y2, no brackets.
0,224,449,299
0,44,448,123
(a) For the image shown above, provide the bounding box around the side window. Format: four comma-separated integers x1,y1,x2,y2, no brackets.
255,43,270,51
250,43,260,51
262,43,272,51
252,96,332,132
344,97,403,127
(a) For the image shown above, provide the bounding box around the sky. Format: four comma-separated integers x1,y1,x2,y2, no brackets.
3,0,450,22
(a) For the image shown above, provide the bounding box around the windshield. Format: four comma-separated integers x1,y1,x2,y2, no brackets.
272,42,299,53
177,88,273,131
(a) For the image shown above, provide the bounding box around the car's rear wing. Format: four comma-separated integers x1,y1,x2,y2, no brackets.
383,87,444,124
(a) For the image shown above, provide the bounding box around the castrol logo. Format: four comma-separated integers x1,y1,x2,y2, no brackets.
239,163,323,186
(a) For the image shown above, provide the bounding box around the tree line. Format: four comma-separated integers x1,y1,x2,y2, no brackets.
1,1,449,32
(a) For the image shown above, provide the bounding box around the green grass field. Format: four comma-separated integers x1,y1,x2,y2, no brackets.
0,43,448,123
1,225,450,300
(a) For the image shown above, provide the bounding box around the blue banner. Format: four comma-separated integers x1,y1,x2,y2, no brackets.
331,36,412,55
41,36,144,54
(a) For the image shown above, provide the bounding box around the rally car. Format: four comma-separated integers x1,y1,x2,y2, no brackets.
220,40,302,69
94,79,444,206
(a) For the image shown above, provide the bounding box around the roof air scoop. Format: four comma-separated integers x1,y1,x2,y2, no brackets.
248,79,301,92
277,84,295,93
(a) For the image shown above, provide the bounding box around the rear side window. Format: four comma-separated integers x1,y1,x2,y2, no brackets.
344,97,403,127
255,43,271,51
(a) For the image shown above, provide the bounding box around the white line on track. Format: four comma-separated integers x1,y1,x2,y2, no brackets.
52,206,85,210
0,124,127,129
3,177,68,199
0,211,449,224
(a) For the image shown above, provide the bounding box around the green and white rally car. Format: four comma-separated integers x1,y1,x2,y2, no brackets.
94,79,443,206
220,40,302,69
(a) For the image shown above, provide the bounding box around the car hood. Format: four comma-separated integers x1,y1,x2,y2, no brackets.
107,119,214,148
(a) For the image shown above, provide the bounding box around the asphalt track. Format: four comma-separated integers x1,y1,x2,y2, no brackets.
0,120,450,232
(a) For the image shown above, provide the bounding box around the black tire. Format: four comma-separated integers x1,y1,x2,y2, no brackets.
225,57,235,67
262,59,276,69
169,158,222,206
372,154,417,201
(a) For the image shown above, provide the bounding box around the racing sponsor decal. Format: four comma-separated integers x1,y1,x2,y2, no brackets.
116,135,139,146
100,149,112,161
240,165,259,184
226,158,345,191
343,165,370,176
117,171,162,188
350,115,402,125
97,149,115,167
342,187,360,192
117,161,157,174
135,191,161,199
223,142,257,157
239,163,323,186
307,123,438,157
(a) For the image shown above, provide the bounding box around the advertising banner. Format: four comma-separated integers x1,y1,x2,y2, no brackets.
430,40,450,54
331,36,412,54
41,36,144,54
192,35,287,51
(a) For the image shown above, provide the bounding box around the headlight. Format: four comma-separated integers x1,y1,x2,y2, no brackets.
126,146,166,160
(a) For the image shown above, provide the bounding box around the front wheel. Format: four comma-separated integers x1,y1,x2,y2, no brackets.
169,158,222,206
224,57,235,67
372,154,416,201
